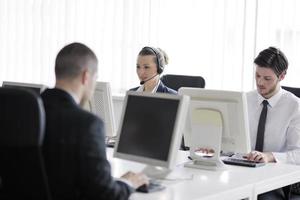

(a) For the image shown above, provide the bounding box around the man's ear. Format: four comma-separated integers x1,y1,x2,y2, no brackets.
81,69,90,85
279,71,286,81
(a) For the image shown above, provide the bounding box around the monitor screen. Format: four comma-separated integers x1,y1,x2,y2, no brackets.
117,95,178,161
179,88,251,154
2,81,45,94
114,91,189,170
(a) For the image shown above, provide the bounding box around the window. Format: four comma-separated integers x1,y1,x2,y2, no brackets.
0,0,298,94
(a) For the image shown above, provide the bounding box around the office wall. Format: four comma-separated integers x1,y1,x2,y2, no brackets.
1,0,300,94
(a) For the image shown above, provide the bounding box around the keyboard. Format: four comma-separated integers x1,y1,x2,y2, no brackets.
136,180,166,193
222,157,265,167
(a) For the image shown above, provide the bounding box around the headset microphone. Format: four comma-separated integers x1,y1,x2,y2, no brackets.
140,74,158,85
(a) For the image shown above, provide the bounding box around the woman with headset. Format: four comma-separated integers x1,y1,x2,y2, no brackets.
130,46,177,94
129,46,190,151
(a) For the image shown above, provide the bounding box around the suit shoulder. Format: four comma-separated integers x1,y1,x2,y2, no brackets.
166,87,177,94
159,82,177,94
129,86,139,91
76,107,104,126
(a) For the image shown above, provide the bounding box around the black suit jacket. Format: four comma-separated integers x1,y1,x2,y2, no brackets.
130,81,177,94
41,88,133,200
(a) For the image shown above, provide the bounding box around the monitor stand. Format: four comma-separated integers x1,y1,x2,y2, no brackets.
141,165,171,179
184,108,225,170
185,157,225,170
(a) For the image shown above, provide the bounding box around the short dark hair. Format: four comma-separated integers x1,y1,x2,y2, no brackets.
254,47,288,77
55,42,98,79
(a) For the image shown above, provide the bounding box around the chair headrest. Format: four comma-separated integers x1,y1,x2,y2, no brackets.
0,88,45,146
161,74,205,91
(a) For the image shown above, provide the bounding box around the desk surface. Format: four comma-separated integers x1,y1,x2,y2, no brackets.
107,148,300,200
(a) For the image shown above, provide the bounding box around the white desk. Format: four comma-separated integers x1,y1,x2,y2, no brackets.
107,148,300,200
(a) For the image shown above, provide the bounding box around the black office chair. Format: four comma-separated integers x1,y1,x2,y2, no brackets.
281,86,300,199
282,86,300,98
0,88,51,200
161,74,205,91
161,74,205,150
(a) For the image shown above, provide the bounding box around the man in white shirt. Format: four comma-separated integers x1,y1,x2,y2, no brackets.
247,46,300,164
246,47,300,200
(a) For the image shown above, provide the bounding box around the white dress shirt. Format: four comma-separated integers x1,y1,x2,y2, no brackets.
136,80,161,93
247,88,300,164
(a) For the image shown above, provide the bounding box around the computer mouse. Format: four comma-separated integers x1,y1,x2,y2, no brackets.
136,182,166,193
136,184,149,193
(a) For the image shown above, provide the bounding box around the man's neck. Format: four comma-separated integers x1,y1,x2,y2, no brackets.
262,84,281,99
55,80,81,104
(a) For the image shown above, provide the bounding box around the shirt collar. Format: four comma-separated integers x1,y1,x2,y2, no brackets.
136,80,161,93
69,92,80,104
64,89,80,104
54,86,80,104
256,87,283,108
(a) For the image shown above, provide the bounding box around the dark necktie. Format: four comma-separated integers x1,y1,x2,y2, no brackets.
255,100,269,152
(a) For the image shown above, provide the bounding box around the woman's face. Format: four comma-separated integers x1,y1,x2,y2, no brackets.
136,55,158,82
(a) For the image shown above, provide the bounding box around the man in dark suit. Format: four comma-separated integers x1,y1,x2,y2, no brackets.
42,42,148,200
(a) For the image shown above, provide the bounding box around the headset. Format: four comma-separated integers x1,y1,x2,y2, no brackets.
143,46,164,74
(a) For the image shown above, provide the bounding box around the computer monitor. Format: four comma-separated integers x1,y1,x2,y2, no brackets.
2,81,46,94
89,81,116,137
113,91,190,178
179,88,251,154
